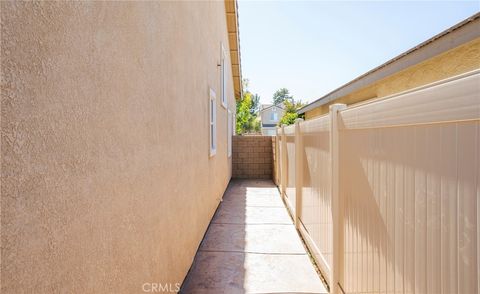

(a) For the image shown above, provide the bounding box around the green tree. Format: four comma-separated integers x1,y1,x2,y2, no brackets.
272,88,292,105
250,93,260,115
236,92,253,134
278,99,305,126
253,117,261,132
236,79,262,134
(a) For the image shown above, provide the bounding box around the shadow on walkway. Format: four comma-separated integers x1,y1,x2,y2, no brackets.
181,179,327,294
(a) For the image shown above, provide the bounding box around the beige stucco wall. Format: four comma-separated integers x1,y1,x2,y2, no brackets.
1,2,236,293
305,37,480,119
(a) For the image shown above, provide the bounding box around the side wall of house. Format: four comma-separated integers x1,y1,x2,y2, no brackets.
261,106,284,135
261,106,284,126
1,2,236,292
306,37,480,119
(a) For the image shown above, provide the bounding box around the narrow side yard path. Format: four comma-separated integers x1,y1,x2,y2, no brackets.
181,179,327,294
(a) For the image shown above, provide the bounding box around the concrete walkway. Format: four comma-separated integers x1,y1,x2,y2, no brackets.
181,179,327,294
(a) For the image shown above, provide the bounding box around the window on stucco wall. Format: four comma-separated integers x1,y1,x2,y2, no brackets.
209,88,217,157
227,110,232,157
220,43,227,109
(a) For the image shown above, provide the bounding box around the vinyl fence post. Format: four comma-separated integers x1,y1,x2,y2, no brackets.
274,129,280,186
294,119,303,229
330,103,347,294
280,125,287,198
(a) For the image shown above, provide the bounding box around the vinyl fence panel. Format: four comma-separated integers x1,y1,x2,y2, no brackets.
275,70,480,294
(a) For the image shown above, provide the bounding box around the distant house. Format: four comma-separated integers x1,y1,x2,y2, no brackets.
259,104,285,136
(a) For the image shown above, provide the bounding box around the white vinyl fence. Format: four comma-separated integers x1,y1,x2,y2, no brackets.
275,70,480,294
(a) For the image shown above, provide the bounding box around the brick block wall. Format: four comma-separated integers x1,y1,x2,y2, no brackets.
232,136,273,179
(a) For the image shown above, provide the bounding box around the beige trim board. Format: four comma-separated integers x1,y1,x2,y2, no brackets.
225,0,242,100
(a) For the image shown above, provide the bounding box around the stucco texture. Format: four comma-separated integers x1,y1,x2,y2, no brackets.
1,2,235,293
306,37,480,119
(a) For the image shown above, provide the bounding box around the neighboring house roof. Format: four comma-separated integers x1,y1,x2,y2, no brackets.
298,12,480,114
225,0,242,100
259,103,285,113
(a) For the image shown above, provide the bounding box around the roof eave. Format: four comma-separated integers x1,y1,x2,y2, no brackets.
225,0,243,100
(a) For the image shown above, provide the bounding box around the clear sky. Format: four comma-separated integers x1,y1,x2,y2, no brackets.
237,1,479,105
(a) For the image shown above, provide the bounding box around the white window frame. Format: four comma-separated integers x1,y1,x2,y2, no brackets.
227,109,232,157
233,114,236,135
209,88,217,157
271,112,278,121
220,43,227,109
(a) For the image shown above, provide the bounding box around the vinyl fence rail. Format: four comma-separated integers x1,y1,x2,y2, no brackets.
275,69,480,294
